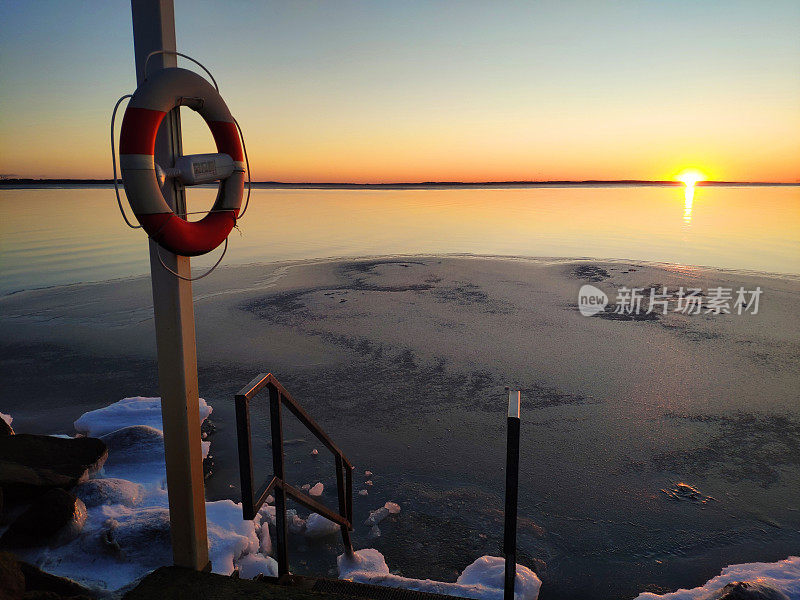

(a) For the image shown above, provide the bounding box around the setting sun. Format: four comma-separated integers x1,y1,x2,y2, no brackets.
677,169,706,186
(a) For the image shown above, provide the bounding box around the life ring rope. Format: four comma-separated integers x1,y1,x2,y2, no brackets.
111,55,251,281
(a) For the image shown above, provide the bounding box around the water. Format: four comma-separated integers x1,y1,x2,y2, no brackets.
1,184,799,598
1,184,798,295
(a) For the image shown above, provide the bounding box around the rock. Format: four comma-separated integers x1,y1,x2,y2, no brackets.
18,560,94,599
364,507,389,526
0,418,13,437
712,581,789,600
73,478,144,508
0,551,25,600
0,435,107,501
0,489,86,549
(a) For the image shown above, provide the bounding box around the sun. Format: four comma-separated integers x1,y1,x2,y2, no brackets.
676,169,706,186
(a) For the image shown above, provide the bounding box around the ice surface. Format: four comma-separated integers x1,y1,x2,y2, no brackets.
73,396,212,437
634,555,800,600
338,550,541,600
309,482,324,497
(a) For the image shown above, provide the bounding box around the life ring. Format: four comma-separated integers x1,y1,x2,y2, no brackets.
119,67,244,256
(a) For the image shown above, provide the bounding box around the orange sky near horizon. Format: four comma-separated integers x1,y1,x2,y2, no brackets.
1,1,799,183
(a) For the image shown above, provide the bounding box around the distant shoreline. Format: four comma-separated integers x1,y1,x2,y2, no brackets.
1,178,797,189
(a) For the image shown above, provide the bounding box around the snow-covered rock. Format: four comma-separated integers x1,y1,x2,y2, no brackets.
74,396,212,437
74,478,144,508
634,556,800,600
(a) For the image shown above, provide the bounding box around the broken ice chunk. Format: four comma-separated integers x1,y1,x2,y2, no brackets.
364,507,389,526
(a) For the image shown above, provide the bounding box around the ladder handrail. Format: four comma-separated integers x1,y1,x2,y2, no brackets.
235,372,354,576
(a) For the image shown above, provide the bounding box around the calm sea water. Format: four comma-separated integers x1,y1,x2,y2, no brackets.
1,185,798,295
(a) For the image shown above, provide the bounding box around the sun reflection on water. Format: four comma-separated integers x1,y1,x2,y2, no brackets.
683,183,694,224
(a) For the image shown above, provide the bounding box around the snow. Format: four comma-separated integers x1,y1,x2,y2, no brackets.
73,396,212,437
1,412,12,426
14,396,274,593
309,482,324,497
338,550,541,600
237,553,278,579
634,555,800,600
305,513,341,538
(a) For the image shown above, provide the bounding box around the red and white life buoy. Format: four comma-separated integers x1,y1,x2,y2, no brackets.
119,67,244,256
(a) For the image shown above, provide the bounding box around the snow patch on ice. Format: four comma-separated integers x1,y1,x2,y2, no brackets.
338,550,541,600
309,482,324,497
634,555,800,600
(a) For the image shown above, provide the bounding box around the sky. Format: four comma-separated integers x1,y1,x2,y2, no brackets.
0,1,798,183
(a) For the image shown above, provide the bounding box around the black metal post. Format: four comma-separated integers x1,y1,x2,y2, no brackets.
503,389,521,600
235,395,255,519
269,384,289,576
335,455,354,556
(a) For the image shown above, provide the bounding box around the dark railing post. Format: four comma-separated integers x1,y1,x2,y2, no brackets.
335,455,354,555
235,394,255,519
504,389,521,600
269,383,289,576
345,463,353,525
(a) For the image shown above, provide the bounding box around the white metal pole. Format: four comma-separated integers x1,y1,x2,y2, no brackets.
130,0,210,571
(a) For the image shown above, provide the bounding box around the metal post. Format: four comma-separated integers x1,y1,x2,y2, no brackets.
269,385,289,576
335,455,354,556
130,0,209,571
503,389,521,600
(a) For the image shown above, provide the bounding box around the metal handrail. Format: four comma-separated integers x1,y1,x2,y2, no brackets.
235,372,353,576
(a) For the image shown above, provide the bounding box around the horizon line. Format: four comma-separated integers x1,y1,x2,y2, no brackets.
1,178,798,187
